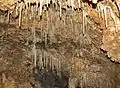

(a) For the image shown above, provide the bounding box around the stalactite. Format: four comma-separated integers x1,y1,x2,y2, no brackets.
46,52,49,70
24,0,29,24
51,14,56,44
68,0,70,7
43,50,45,68
52,0,56,6
50,55,52,71
108,6,118,32
75,24,78,41
32,28,37,67
82,9,85,35
59,1,62,19
49,14,52,44
18,2,24,27
97,3,108,28
24,0,28,16
78,0,81,8
31,5,34,18
63,15,67,37
44,50,46,69
45,10,49,45
40,24,43,42
97,3,105,19
57,57,61,78
39,0,43,16
71,0,74,11
15,2,19,17
41,49,44,69
70,18,74,39
47,0,49,8
43,30,45,43
36,0,39,12
51,56,54,71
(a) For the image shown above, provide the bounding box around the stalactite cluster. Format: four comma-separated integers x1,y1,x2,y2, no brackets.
0,0,120,88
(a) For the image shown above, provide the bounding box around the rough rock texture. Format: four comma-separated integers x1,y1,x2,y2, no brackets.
0,0,120,88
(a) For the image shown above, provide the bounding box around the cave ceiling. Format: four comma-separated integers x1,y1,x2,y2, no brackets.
0,0,120,63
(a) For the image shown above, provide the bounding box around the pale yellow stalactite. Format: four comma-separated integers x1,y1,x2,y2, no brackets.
68,0,71,7
97,3,108,28
45,52,48,69
78,0,81,8
97,3,105,19
36,0,39,12
71,0,74,11
15,2,19,17
31,5,34,18
40,24,43,42
39,0,43,16
50,55,52,70
24,0,29,17
59,1,62,19
45,10,49,45
19,2,24,27
83,9,85,35
44,51,46,69
47,0,49,7
70,18,74,39
108,6,119,32
41,49,43,69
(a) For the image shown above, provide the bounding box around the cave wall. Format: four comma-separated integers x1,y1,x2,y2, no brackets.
0,0,120,88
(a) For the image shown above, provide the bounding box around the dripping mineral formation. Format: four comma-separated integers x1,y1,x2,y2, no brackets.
0,0,120,88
